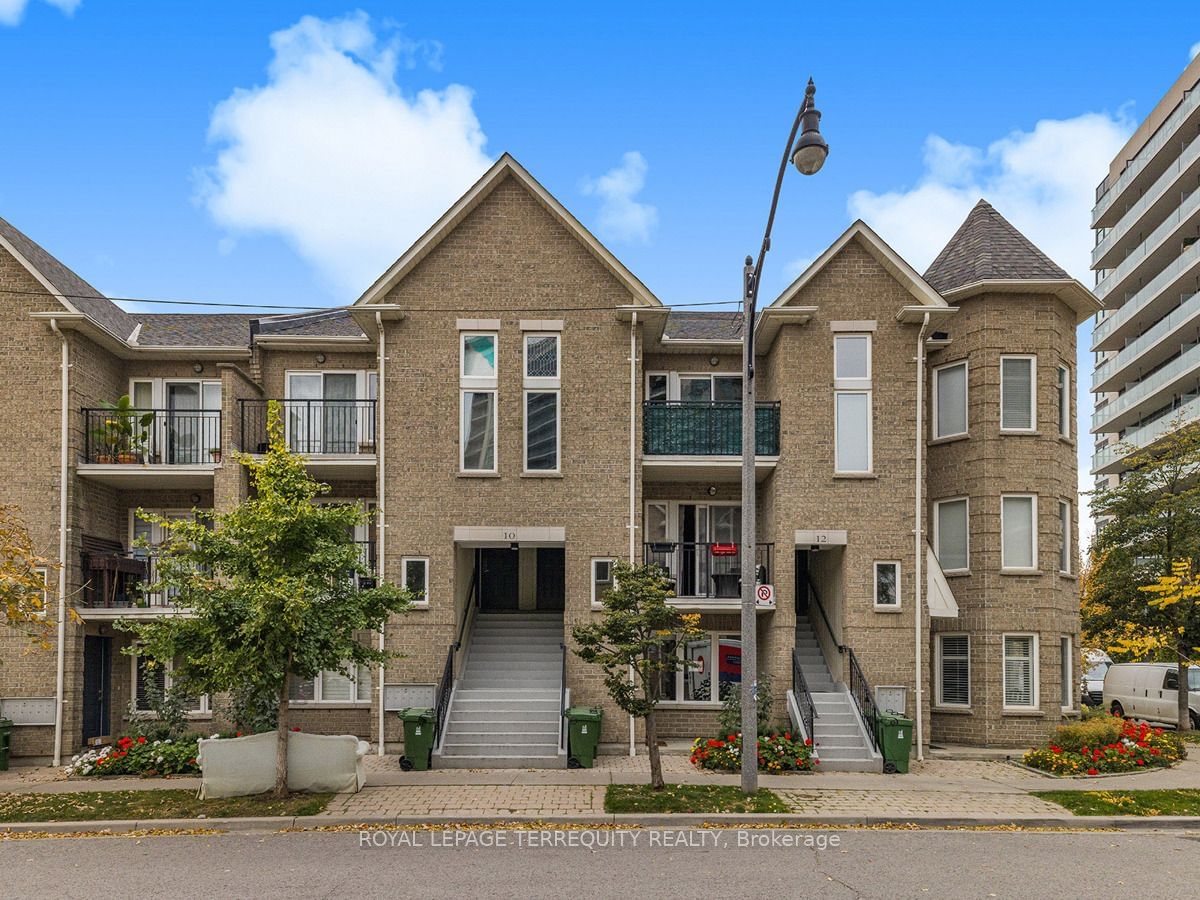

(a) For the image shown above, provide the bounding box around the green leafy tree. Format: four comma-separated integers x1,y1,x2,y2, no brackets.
0,503,64,655
571,562,701,790
119,404,415,795
1087,418,1200,732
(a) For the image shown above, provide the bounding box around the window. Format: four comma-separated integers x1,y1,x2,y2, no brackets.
461,391,497,472
1000,355,1036,431
285,372,369,454
461,333,497,380
289,665,372,704
834,335,871,381
31,567,49,618
933,498,969,573
524,391,560,472
933,361,968,439
1056,365,1070,438
835,392,872,473
660,632,740,704
936,634,970,707
680,374,741,403
1001,495,1037,571
646,373,668,402
1060,636,1073,709
1003,634,1038,709
132,655,210,716
1058,500,1072,574
591,559,615,606
131,378,223,463
874,562,900,609
524,334,559,380
402,557,429,605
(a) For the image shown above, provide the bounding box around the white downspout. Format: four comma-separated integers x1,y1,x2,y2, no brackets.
376,310,387,755
50,319,70,767
628,311,638,758
913,312,931,763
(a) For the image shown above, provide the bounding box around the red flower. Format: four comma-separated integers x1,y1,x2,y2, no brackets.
1137,759,1145,766
727,734,737,742
1087,767,1098,776
137,736,147,744
707,739,724,748
291,726,301,732
1050,745,1061,754
804,738,813,747
235,731,243,737
784,733,791,741
813,759,820,765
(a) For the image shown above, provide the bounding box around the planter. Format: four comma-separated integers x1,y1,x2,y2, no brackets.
117,453,139,464
209,450,222,464
96,454,117,464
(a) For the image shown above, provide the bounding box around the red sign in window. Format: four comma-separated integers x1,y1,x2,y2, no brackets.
709,543,738,557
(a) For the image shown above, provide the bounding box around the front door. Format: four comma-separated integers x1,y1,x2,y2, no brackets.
82,635,112,742
478,548,520,611
535,548,565,612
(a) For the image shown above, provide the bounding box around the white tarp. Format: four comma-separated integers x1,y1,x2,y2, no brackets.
926,544,960,618
198,731,369,799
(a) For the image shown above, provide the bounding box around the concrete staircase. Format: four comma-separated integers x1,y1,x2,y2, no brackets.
434,613,565,769
793,614,882,773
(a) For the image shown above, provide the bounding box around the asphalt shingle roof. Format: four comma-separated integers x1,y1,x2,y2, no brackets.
663,311,743,341
255,308,366,338
136,314,256,347
923,200,1069,295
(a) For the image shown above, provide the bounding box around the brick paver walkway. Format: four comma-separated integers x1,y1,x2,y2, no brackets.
326,785,605,818
776,788,1065,819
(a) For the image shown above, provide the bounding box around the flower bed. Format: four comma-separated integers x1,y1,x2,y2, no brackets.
691,731,815,773
67,734,202,778
1023,716,1186,776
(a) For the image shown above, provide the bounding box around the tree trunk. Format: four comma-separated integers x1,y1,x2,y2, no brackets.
645,709,664,790
1180,655,1192,733
274,671,290,798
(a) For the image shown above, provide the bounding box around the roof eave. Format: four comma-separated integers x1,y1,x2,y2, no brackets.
29,312,251,359
939,278,1102,324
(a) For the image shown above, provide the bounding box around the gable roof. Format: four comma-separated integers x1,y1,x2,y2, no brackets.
256,308,366,339
355,153,661,308
0,214,137,340
923,200,1069,293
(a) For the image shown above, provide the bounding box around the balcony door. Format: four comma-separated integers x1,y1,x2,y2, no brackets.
166,382,221,464
670,503,741,597
286,372,365,454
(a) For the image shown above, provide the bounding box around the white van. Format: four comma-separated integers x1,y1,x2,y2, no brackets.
1103,662,1199,730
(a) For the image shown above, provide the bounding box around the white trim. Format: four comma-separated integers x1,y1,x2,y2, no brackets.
660,630,740,705
1000,494,1039,573
1002,633,1039,710
523,332,561,388
130,654,212,717
401,556,430,608
459,333,498,388
1057,364,1071,438
523,389,561,474
1059,635,1073,711
834,390,873,474
935,633,971,708
1000,354,1037,432
873,561,901,610
931,359,969,440
460,389,498,474
519,319,563,332
830,320,877,332
833,333,872,386
1058,499,1073,575
932,497,970,574
289,664,373,707
457,318,501,332
591,558,615,608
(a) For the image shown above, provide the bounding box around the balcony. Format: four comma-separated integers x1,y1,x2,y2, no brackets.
1092,290,1200,392
1093,340,1200,434
79,407,221,489
76,552,189,620
1093,183,1200,303
1093,393,1200,474
644,541,774,611
239,399,377,479
642,401,779,482
1093,239,1200,351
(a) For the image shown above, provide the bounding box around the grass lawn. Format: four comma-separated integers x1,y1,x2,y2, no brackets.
1034,789,1200,817
604,784,789,814
0,789,331,824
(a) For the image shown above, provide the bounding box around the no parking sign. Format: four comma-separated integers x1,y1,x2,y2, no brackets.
756,583,775,607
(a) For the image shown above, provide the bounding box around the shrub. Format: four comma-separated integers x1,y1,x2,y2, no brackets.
717,673,774,738
1023,716,1186,776
691,731,814,773
66,734,202,778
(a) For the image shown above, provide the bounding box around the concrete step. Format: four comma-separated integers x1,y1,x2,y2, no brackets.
443,729,560,744
450,711,561,725
440,740,561,755
433,753,564,769
812,712,857,726
813,756,882,773
452,690,559,701
815,723,862,736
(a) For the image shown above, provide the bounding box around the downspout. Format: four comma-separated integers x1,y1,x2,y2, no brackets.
628,311,638,758
376,310,387,755
913,312,931,762
50,319,70,767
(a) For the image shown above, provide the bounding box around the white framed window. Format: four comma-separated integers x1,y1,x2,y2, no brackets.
646,372,669,402
591,558,615,607
130,377,223,464
401,557,429,606
32,566,49,618
460,390,497,472
1000,355,1036,431
932,360,968,439
524,333,560,386
933,497,969,573
289,664,372,705
1001,494,1038,572
834,391,872,473
1058,500,1072,575
834,334,872,384
658,631,740,704
1002,634,1038,709
460,332,498,385
873,561,900,609
1060,636,1073,710
284,371,371,455
936,634,970,708
132,655,211,716
679,373,742,403
1056,364,1070,438
524,390,560,472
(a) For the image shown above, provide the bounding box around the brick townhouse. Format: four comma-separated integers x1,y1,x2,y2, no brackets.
0,155,1096,770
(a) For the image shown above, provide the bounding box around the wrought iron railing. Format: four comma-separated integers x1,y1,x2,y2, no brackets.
846,646,880,754
434,643,455,747
805,571,841,654
792,647,816,745
82,408,221,466
642,401,780,455
79,552,189,609
643,542,773,599
559,642,568,753
238,399,376,455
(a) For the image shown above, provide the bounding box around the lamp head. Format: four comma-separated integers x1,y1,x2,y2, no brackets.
791,78,829,176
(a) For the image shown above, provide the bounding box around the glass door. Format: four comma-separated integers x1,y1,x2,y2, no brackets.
286,374,322,453
322,373,357,454
167,383,200,464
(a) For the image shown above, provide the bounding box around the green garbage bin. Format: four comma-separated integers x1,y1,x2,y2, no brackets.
876,710,913,774
0,718,12,772
397,707,435,771
564,707,602,768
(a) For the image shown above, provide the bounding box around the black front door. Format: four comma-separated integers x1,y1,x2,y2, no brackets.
535,548,565,612
82,635,112,742
479,548,520,611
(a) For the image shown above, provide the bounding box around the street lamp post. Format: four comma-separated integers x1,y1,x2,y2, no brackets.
740,79,828,795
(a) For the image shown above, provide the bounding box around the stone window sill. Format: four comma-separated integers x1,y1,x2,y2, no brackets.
932,706,972,715
458,471,500,479
1001,708,1045,718
833,472,878,480
928,433,969,447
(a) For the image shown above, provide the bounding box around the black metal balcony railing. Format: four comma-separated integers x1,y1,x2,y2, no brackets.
643,401,780,456
643,541,773,599
82,408,221,466
80,552,180,609
238,399,377,455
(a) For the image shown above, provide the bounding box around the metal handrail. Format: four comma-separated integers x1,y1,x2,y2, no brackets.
642,401,781,456
433,643,455,747
559,642,568,752
238,398,376,455
643,541,773,599
82,407,221,466
791,648,816,745
805,571,843,653
846,646,881,753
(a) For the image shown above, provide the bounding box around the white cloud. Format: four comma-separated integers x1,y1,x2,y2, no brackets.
197,12,491,297
848,112,1133,281
0,0,79,26
581,151,658,244
1191,41,1200,61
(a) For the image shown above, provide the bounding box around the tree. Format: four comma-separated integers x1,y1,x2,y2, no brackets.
570,561,701,790
119,405,415,796
1138,560,1200,731
1087,418,1200,732
0,504,59,654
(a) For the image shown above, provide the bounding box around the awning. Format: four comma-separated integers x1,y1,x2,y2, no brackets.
926,545,960,618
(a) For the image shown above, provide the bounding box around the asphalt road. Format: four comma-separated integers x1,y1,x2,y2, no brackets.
3,827,1198,898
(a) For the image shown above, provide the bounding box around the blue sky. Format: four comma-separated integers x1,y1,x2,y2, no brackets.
2,1,1199,526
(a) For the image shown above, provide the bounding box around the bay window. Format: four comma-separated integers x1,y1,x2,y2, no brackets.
1058,500,1072,574
932,360,968,439
933,497,969,573
1000,355,1036,431
1003,634,1038,709
1057,365,1070,438
1001,494,1037,571
936,634,970,707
